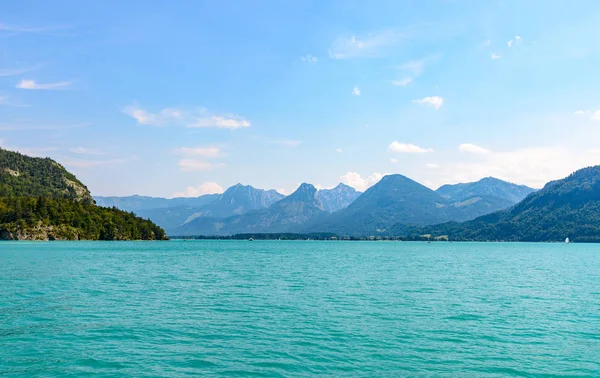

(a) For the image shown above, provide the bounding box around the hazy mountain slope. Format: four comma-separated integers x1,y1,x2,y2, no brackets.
194,184,284,218
94,194,219,212
317,183,361,213
406,166,600,242
307,174,448,235
173,183,326,236
436,177,535,203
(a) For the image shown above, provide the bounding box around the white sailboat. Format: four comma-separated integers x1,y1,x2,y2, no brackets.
565,237,570,244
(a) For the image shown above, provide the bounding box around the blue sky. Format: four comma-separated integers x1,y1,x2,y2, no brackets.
2,0,600,197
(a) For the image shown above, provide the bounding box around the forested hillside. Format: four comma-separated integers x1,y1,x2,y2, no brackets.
0,148,166,240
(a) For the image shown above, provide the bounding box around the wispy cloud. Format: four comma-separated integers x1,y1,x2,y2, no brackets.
352,86,361,96
390,158,398,163
388,141,434,153
16,79,71,90
458,143,490,154
425,163,440,169
172,182,224,198
0,66,39,77
122,107,182,126
491,53,501,60
336,148,343,153
391,77,413,87
413,96,444,110
329,30,405,59
592,110,600,121
69,147,103,155
178,159,226,172
0,122,89,131
61,156,137,168
574,110,586,115
191,115,250,129
392,59,427,87
270,139,302,147
3,146,59,158
301,54,318,64
123,105,251,129
0,23,69,36
0,96,28,108
175,146,222,158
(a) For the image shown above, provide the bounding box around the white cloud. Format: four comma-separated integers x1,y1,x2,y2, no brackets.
352,86,361,96
491,53,501,60
425,163,440,169
592,110,600,121
176,146,221,158
508,36,522,49
16,79,70,90
193,116,251,129
70,147,102,155
435,147,598,188
301,54,318,64
413,96,444,110
340,172,384,192
388,141,434,153
172,182,224,198
122,106,179,126
390,158,398,163
123,106,250,129
336,148,343,153
328,30,404,59
178,159,223,172
459,143,490,154
574,110,586,115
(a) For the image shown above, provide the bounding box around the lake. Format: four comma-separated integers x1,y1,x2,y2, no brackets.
1,240,599,376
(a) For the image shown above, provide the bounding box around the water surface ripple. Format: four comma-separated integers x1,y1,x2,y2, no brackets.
1,241,599,376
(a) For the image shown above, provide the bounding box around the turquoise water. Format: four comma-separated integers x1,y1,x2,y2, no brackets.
1,241,599,377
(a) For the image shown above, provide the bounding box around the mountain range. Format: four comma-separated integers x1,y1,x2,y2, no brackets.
304,174,536,236
97,174,535,236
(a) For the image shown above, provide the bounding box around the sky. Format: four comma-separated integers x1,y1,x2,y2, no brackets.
1,0,600,197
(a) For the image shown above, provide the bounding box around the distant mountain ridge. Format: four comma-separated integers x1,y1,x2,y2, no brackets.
94,194,219,212
96,176,533,237
407,166,600,242
304,175,533,236
436,177,535,203
174,183,327,235
194,184,284,219
317,183,362,212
